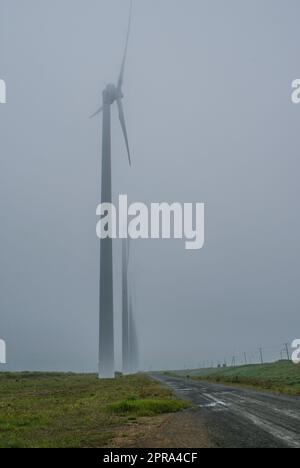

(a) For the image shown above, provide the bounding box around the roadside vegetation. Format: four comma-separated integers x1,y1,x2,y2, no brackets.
173,361,300,396
107,397,186,416
0,372,188,448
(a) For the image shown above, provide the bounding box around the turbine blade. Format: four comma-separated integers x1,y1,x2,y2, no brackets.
118,0,133,90
117,97,131,166
90,107,103,119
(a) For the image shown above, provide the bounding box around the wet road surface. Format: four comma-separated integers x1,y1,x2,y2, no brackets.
153,373,300,448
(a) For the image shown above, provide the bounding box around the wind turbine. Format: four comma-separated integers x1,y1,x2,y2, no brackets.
92,1,132,379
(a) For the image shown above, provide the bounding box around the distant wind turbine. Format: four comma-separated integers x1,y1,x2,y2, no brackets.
92,1,133,379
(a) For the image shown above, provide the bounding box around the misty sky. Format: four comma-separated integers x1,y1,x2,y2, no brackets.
0,0,300,372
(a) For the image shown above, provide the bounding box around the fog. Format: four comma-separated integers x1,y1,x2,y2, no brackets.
0,0,299,372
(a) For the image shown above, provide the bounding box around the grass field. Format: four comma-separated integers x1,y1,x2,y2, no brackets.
0,372,188,448
171,361,300,396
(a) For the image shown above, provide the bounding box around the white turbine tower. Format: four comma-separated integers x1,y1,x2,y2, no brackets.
122,239,139,375
122,239,130,374
92,1,132,379
128,292,139,374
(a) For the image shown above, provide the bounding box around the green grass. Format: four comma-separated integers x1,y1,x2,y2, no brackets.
183,361,300,396
107,398,188,416
0,372,187,448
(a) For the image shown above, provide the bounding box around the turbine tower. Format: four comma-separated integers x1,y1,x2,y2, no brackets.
128,291,139,374
92,1,132,379
122,239,130,374
122,238,139,375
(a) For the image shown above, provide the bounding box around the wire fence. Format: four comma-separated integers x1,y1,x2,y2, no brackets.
197,342,294,369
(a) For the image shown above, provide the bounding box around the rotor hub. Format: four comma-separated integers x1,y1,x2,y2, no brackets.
104,84,120,105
